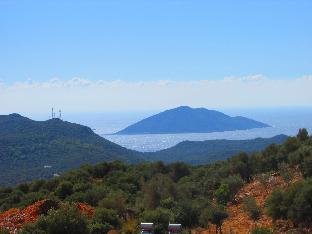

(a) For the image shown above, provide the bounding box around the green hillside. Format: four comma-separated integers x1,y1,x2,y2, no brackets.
0,114,143,186
146,135,288,164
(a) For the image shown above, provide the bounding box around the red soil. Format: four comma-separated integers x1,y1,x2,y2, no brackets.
0,199,94,233
192,168,306,234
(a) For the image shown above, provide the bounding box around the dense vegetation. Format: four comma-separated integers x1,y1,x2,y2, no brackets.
0,114,143,186
116,106,269,134
265,130,312,227
0,129,311,233
146,135,287,164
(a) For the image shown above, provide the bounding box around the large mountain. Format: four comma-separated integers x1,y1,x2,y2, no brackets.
0,114,143,186
145,134,288,164
115,106,270,134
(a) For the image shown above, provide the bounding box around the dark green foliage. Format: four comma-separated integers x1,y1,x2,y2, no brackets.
243,196,261,221
141,208,174,234
208,205,228,233
265,179,312,226
215,184,230,205
88,222,108,234
283,137,301,153
91,208,121,232
221,175,244,201
21,203,89,234
142,174,176,209
55,181,73,199
0,228,10,234
251,227,273,234
303,154,312,178
278,162,292,182
297,128,309,142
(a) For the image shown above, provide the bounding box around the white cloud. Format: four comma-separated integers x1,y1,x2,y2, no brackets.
0,75,311,114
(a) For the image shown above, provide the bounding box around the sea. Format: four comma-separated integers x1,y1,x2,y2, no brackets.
56,107,312,152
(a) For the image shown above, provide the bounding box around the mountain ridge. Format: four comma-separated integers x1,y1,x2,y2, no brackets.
146,134,288,164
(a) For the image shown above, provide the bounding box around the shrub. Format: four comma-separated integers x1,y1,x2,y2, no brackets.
265,179,312,226
92,207,121,231
21,203,89,234
89,222,110,234
208,205,228,234
221,175,244,200
265,188,287,221
251,227,273,234
278,162,292,183
297,128,309,142
55,182,73,199
215,183,230,205
0,228,10,234
142,208,174,234
243,196,261,221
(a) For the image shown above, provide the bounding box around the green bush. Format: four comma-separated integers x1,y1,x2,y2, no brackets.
55,181,73,199
0,228,10,234
297,128,309,142
251,227,273,234
207,205,228,234
221,175,244,200
21,203,89,234
215,183,230,205
243,196,261,221
265,179,312,226
142,208,174,234
92,208,121,231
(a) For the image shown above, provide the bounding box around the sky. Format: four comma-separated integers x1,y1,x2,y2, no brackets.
0,0,311,114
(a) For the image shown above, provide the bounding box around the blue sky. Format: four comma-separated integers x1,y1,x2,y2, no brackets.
1,0,311,84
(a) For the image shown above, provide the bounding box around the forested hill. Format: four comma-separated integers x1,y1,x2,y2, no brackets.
0,129,311,234
0,114,143,186
145,134,288,164
115,106,270,134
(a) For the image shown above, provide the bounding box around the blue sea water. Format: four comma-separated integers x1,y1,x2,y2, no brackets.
34,108,312,152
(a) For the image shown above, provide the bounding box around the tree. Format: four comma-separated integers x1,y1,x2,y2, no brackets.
278,162,292,183
55,181,73,199
297,128,309,142
265,189,287,221
98,191,127,218
169,162,190,182
288,180,312,226
243,196,261,221
251,227,273,234
21,203,89,234
303,155,312,178
215,184,230,205
142,174,176,209
208,205,228,234
142,208,174,234
284,137,300,153
91,207,121,232
265,179,312,226
221,175,244,201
